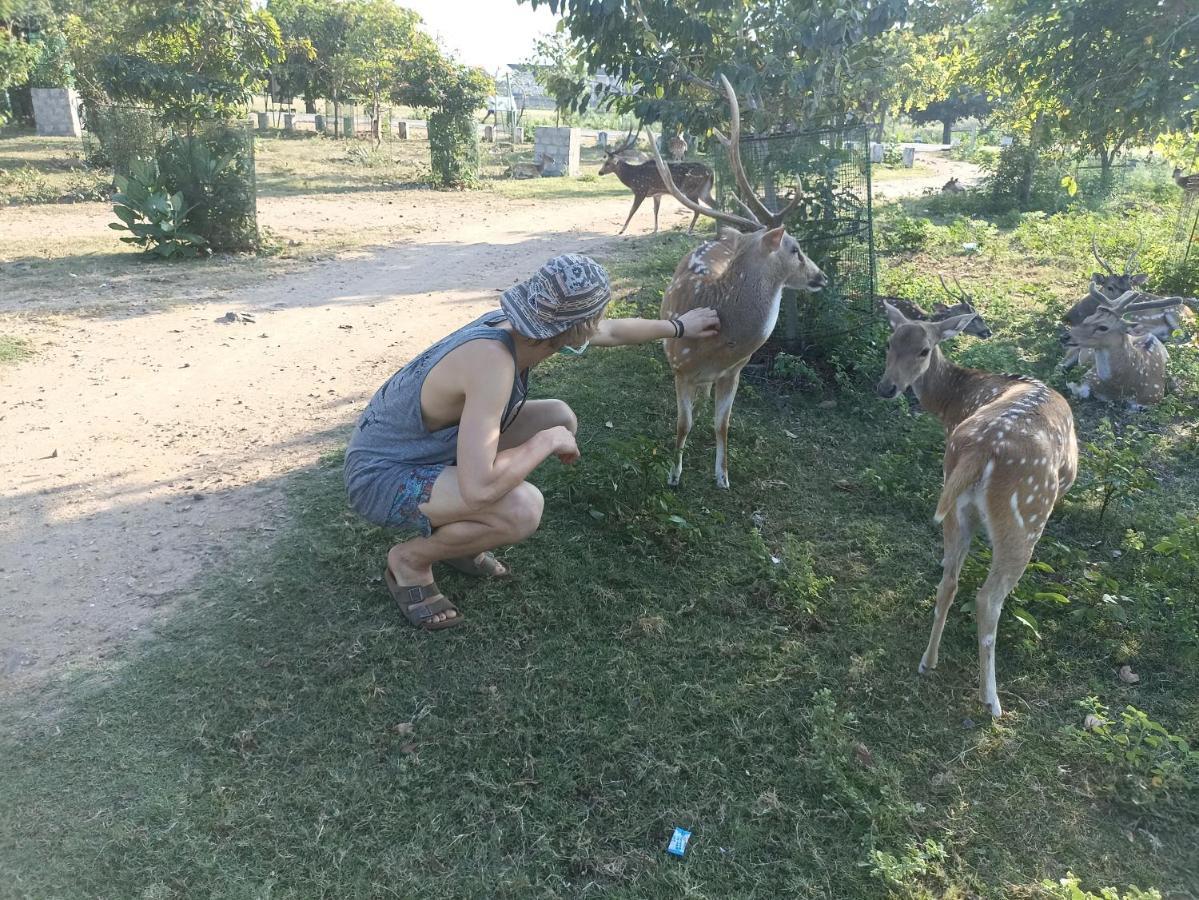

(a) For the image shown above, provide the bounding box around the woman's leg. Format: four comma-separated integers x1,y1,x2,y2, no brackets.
497,398,577,449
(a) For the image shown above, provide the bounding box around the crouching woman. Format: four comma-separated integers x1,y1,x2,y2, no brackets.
345,254,719,630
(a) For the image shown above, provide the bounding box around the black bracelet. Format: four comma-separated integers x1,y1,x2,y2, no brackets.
671,317,685,338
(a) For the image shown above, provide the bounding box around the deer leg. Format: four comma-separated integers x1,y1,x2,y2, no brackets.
686,208,700,234
920,503,977,675
974,539,1033,718
619,195,646,235
652,195,661,233
668,376,699,488
713,369,742,489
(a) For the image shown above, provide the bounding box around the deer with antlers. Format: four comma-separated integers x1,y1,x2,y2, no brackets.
1064,288,1179,408
1058,237,1192,368
598,127,716,234
880,276,993,340
877,302,1078,718
646,74,827,489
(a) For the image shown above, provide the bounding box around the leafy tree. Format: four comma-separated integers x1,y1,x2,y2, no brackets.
72,0,283,126
911,88,990,144
0,27,34,94
399,55,491,188
978,0,1199,183
517,0,908,135
344,0,436,144
525,30,586,127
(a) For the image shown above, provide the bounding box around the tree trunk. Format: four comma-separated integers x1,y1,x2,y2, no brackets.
371,99,382,147
941,118,953,146
304,92,316,115
874,108,885,144
333,96,341,139
1098,147,1114,192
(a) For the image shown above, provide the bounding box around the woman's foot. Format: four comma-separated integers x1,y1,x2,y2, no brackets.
387,544,458,627
445,552,509,578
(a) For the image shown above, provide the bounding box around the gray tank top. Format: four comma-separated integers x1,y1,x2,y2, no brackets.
344,310,528,520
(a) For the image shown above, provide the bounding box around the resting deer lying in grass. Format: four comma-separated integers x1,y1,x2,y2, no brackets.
647,74,827,488
880,276,993,340
941,177,965,194
1058,238,1192,368
506,154,554,179
877,302,1078,717
1064,288,1178,408
598,127,716,234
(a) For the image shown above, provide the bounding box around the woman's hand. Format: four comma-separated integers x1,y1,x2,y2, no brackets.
678,307,721,339
544,425,580,464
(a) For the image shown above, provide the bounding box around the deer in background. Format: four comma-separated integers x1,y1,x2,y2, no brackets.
598,128,716,234
880,276,993,340
666,134,688,161
1173,166,1199,195
941,177,965,194
505,154,555,179
647,74,827,489
1065,288,1179,408
877,301,1078,718
1058,237,1193,367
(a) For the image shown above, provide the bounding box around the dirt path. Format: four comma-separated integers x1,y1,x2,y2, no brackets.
872,155,983,200
0,190,690,697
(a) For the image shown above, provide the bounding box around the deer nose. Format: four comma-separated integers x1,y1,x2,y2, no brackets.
809,272,828,290
1059,329,1075,346
876,380,898,399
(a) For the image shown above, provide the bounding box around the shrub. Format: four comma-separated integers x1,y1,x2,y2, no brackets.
427,110,479,189
109,157,208,259
877,211,931,254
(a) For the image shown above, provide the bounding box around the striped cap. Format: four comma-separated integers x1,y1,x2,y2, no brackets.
500,254,611,340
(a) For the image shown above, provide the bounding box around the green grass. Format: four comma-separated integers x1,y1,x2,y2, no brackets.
2,196,1197,900
0,334,32,364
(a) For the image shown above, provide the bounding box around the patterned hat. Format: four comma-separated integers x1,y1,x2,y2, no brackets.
500,254,611,340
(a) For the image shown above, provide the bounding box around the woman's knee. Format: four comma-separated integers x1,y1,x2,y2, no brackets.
547,399,578,434
503,482,544,538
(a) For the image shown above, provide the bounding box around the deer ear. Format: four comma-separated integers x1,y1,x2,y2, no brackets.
718,226,740,243
1091,272,1105,284
883,300,910,330
762,227,786,253
931,301,950,313
1131,274,1149,286
936,312,977,341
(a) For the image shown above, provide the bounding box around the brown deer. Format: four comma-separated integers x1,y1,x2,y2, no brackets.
1172,166,1199,195
877,301,1079,718
598,128,716,234
667,134,688,161
505,153,555,179
647,74,826,488
1064,288,1179,408
879,276,993,339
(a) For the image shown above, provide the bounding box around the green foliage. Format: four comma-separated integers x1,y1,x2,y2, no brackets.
26,27,74,88
0,164,108,204
1039,873,1162,900
871,839,950,896
109,157,208,258
1068,700,1199,814
72,0,283,126
426,110,479,189
519,0,907,134
0,335,33,365
877,209,932,254
157,127,258,251
0,29,36,95
1077,421,1157,531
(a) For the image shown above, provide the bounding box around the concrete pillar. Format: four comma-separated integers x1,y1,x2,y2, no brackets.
283,113,295,132
343,115,355,138
30,88,82,137
597,131,608,149
393,120,410,140
315,113,326,132
533,126,582,177
256,111,269,130
869,142,884,164
901,146,916,168
483,124,495,142
514,126,525,144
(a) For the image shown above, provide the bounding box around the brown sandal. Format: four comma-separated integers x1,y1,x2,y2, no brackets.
384,568,463,630
445,552,510,578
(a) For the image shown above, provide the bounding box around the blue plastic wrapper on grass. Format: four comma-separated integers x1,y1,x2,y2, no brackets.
666,827,691,857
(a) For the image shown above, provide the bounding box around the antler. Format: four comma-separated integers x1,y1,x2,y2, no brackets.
938,275,973,304
708,73,804,228
646,125,762,232
611,121,639,156
1091,235,1114,274
1098,288,1181,316
1124,234,1145,274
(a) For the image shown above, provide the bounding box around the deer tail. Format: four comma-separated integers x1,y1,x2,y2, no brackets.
934,454,988,524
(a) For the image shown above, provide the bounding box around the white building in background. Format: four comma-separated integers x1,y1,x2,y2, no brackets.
491,64,633,113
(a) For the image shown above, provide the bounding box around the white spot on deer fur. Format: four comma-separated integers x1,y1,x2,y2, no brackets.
1010,493,1025,529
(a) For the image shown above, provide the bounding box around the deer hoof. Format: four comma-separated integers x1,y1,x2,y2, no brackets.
918,659,934,675
667,470,682,488
715,473,730,490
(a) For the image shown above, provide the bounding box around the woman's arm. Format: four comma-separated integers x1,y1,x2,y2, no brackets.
453,343,578,509
590,307,722,347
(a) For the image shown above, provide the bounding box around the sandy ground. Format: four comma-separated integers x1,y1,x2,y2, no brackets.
1,189,691,699
873,154,983,200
